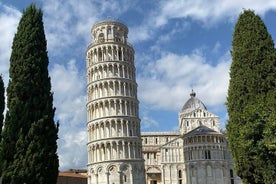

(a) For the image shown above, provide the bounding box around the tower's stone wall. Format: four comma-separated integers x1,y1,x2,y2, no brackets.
86,20,145,184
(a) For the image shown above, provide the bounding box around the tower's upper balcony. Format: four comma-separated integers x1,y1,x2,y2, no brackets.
90,20,129,46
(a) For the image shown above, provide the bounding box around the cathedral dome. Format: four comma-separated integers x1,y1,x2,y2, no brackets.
181,90,207,113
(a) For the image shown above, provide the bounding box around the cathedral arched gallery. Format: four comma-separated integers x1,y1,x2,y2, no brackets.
86,20,241,184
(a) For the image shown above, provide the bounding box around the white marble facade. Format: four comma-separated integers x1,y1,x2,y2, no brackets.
86,20,145,184
142,91,242,184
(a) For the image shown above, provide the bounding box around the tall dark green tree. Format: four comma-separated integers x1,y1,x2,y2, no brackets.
227,10,276,184
0,75,4,142
0,75,4,174
0,4,59,184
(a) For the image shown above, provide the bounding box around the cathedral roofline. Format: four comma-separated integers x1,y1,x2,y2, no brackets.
180,90,207,114
183,125,222,137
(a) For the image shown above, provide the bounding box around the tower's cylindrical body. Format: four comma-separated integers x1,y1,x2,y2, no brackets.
86,20,145,184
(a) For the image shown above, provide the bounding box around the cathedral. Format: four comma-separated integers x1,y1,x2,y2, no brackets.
142,90,241,184
86,20,241,184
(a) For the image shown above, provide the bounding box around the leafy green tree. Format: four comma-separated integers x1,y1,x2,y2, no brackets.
0,4,59,183
227,10,276,184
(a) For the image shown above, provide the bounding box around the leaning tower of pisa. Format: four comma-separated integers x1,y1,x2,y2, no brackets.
86,20,146,184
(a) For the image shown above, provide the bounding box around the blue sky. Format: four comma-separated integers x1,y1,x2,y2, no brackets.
0,0,276,171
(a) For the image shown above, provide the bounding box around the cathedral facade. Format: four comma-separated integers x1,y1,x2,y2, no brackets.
86,20,241,184
142,91,242,184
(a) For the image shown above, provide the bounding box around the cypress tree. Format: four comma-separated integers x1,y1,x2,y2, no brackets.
227,10,276,184
0,4,59,183
0,75,4,142
0,75,4,177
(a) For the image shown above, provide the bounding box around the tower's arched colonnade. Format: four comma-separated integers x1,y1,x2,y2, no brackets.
86,20,145,184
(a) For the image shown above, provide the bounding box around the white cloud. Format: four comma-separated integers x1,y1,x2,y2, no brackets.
42,0,135,56
128,22,157,43
152,0,276,27
127,0,276,44
137,50,231,111
43,0,95,56
50,60,87,170
0,4,21,85
156,21,191,44
58,130,87,170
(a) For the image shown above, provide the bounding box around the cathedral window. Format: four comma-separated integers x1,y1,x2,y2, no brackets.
230,169,234,184
155,138,158,144
189,151,193,160
178,170,182,178
230,169,234,177
178,170,182,184
145,138,147,144
98,50,102,61
204,150,207,159
205,150,211,159
118,51,122,60
186,121,189,126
